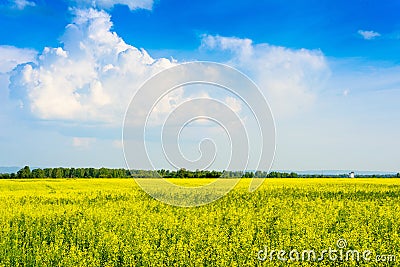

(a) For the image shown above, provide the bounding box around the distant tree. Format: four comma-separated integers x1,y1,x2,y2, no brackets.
397,173,400,178
69,168,76,178
0,173,10,179
268,172,279,178
63,168,70,178
87,168,96,178
43,168,52,178
158,169,166,177
1,167,307,179
255,171,264,178
242,172,254,178
31,168,44,178
209,170,222,178
52,168,63,178
17,166,31,178
76,168,85,178
99,167,109,178
177,168,187,178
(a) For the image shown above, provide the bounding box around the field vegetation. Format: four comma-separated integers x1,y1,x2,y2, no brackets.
0,178,399,266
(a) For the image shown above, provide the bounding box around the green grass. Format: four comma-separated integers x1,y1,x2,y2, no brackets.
0,178,399,266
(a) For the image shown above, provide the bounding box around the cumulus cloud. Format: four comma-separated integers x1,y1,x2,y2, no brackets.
0,46,36,73
7,10,246,129
201,35,253,60
358,30,381,40
0,45,36,114
201,35,330,117
68,0,153,11
10,8,174,124
7,10,329,128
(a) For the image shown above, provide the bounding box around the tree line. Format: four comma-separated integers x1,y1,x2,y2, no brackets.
0,166,223,179
0,166,131,179
0,167,305,179
0,166,399,179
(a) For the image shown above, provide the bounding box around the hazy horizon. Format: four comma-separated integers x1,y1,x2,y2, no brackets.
1,0,399,171
0,166,398,176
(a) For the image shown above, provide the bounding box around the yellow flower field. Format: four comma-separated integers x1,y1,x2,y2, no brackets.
0,178,399,266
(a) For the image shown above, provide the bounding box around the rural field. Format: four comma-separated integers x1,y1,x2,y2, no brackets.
0,178,399,266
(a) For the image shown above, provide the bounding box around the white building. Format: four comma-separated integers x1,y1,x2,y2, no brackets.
349,172,355,178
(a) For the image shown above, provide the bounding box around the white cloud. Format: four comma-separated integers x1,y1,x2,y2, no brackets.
0,45,36,116
10,8,175,124
358,30,381,40
68,0,153,11
0,46,37,73
7,12,328,139
201,35,253,60
201,35,330,117
7,0,36,10
146,87,186,126
7,11,249,130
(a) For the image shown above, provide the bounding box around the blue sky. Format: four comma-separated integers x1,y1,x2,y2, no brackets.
2,0,400,60
0,0,399,172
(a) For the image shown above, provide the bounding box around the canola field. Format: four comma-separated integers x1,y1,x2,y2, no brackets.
0,178,399,266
